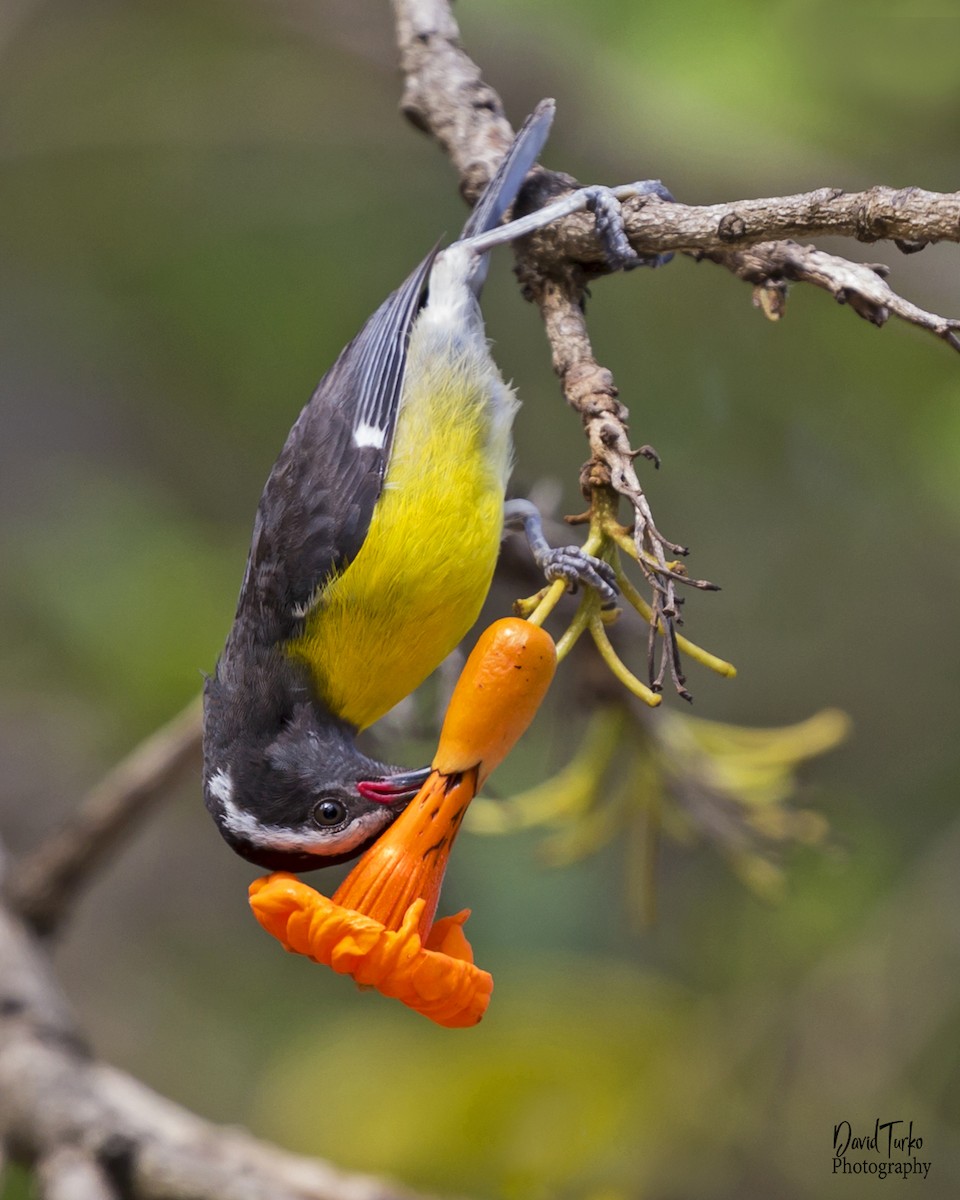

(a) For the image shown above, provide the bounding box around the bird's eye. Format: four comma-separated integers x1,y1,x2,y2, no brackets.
312,798,348,828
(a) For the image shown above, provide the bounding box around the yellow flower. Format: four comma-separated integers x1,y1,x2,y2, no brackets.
469,702,849,912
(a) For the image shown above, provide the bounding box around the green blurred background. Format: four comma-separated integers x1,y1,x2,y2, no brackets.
2,1,959,1197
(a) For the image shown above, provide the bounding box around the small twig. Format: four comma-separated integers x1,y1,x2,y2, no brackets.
708,239,960,352
392,0,518,202
5,698,203,936
522,275,709,693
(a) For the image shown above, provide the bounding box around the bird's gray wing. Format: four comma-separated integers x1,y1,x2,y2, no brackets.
231,249,437,647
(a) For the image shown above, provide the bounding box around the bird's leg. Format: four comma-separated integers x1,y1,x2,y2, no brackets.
455,179,676,269
503,499,618,607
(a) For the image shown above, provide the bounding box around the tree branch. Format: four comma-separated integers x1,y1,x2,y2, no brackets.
36,1146,116,1200
5,699,203,937
391,0,960,697
0,875,429,1200
522,185,960,260
393,0,517,202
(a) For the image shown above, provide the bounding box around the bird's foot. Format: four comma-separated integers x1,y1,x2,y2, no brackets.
583,181,676,270
457,178,676,272
504,499,618,607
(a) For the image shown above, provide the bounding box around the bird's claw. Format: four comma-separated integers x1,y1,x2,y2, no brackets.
585,180,676,271
504,498,619,608
540,546,619,608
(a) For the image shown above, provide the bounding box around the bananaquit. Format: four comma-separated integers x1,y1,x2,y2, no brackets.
202,101,616,872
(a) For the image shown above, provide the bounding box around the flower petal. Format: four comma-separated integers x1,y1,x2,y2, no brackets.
425,910,475,962
249,874,492,1028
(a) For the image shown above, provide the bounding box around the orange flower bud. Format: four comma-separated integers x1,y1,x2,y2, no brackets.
432,618,557,784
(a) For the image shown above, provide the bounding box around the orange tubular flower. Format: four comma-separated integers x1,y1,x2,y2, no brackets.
249,617,556,1028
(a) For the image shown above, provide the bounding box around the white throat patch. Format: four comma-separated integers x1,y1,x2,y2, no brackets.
208,768,234,805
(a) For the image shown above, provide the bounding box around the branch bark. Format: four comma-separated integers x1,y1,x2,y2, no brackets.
533,185,960,259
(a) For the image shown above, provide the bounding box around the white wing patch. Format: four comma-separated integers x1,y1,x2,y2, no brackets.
354,422,386,449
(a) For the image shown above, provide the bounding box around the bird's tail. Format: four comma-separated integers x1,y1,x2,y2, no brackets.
457,99,555,288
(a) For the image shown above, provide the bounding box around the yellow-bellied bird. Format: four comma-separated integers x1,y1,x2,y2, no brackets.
203,102,625,871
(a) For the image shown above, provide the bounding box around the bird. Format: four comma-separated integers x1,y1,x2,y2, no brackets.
202,100,621,872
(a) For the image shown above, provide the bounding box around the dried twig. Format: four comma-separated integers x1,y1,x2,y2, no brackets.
518,273,707,695
706,239,960,351
619,184,960,254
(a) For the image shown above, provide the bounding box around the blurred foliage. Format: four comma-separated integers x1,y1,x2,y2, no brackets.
253,963,699,1197
470,703,849,915
2,1,960,1198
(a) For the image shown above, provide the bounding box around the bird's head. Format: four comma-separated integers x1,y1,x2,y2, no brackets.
203,705,428,872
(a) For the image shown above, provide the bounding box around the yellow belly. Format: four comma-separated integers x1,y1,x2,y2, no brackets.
286,357,510,731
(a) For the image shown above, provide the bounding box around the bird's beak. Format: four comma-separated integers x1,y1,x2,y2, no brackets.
357,767,431,804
